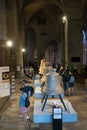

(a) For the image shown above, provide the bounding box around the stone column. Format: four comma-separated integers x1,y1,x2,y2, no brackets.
65,19,68,65
63,16,68,65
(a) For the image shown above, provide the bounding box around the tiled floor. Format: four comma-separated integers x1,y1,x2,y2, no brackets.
0,81,87,130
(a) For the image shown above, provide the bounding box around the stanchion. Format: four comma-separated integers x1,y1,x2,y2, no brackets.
52,105,62,130
10,74,15,99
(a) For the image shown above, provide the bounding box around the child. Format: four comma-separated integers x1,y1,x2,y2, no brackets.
19,88,30,124
68,73,75,96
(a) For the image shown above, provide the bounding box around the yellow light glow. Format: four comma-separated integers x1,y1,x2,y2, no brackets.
6,41,13,47
21,48,26,52
62,16,67,23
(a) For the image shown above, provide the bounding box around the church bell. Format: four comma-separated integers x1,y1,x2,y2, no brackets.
41,68,64,96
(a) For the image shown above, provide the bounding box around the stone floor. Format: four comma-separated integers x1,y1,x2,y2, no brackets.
0,79,87,130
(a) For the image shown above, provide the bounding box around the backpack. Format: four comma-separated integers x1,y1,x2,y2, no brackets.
23,86,34,97
69,76,75,83
63,73,70,82
25,95,30,107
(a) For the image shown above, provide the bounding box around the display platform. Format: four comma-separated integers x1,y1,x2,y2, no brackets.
34,87,64,98
33,99,77,123
34,80,42,87
34,87,44,98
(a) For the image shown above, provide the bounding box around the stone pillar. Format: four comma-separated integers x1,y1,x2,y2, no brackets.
0,0,7,40
6,0,24,69
63,16,68,65
65,19,68,65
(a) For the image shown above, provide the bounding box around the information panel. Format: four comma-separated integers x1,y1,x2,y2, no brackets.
0,66,10,97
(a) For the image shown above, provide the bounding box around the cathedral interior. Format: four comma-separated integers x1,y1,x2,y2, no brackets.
0,0,87,73
0,1,87,130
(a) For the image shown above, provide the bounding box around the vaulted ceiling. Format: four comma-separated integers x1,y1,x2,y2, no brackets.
16,0,67,29
14,0,87,32
3,0,87,66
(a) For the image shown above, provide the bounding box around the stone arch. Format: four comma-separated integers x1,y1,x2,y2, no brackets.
20,1,66,66
23,1,65,28
45,40,61,67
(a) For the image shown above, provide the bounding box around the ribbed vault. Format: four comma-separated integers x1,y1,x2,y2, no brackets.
17,0,66,29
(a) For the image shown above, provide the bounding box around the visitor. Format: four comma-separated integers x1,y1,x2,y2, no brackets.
19,87,30,125
62,68,71,95
68,73,75,96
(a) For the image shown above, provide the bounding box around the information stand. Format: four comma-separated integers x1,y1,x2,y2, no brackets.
52,106,62,130
0,66,10,97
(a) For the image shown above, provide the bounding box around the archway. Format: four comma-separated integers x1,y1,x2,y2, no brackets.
20,1,65,66
45,40,60,67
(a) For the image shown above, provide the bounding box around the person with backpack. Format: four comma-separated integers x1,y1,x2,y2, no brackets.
22,80,34,97
19,80,34,119
68,73,75,96
19,87,30,125
62,68,71,95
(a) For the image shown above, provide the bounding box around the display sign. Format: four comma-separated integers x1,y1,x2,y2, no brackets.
53,114,62,119
53,107,62,119
0,66,10,97
54,108,62,114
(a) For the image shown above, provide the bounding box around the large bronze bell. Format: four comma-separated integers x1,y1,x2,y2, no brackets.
41,68,67,111
41,68,64,96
